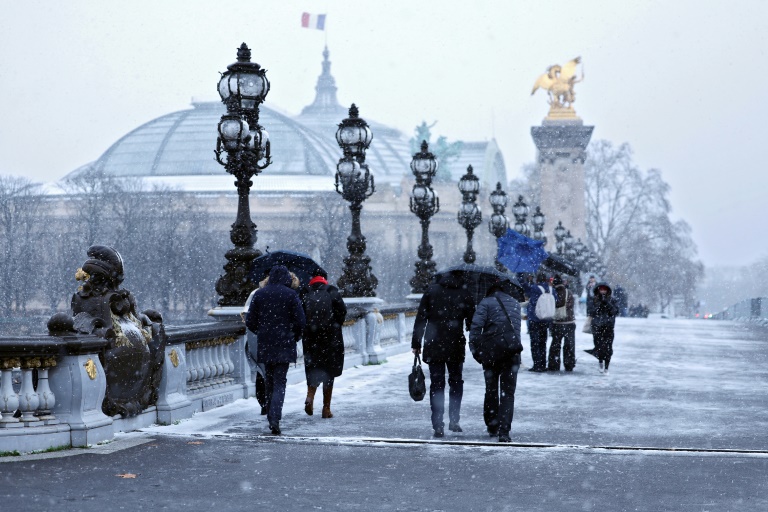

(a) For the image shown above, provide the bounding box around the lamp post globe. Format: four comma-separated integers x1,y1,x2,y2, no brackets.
213,43,272,307
458,165,482,264
409,141,440,294
335,104,377,297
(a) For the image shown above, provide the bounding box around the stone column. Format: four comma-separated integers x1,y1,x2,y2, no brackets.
531,118,593,242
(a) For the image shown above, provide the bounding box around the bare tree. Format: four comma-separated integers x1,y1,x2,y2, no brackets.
584,140,703,312
0,175,44,316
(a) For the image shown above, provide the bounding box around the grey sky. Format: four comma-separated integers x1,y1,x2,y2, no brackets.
1,0,765,266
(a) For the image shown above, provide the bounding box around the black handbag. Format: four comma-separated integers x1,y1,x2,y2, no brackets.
408,355,427,401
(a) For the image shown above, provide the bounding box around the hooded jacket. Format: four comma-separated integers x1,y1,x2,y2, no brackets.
587,282,619,328
469,291,523,365
411,273,476,364
245,265,306,363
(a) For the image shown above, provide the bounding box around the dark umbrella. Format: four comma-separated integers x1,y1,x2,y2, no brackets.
542,253,579,276
434,263,525,304
248,250,325,288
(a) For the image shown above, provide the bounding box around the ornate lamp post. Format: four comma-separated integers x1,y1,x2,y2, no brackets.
532,206,547,246
409,141,440,293
335,104,377,297
554,221,567,254
457,165,482,264
512,195,531,237
214,43,271,306
564,230,577,260
488,182,510,271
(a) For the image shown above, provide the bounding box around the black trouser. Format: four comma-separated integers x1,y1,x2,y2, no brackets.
528,321,549,370
427,362,463,429
592,325,615,368
483,362,520,435
255,372,267,407
264,363,290,426
549,323,576,370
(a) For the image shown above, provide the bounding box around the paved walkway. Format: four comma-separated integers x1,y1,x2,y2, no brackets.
2,318,767,511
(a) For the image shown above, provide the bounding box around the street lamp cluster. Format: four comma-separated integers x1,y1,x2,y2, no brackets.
214,43,272,306
408,141,440,294
213,44,606,306
457,166,483,265
334,104,378,297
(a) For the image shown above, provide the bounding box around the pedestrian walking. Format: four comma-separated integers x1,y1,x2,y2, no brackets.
587,282,619,375
243,270,302,416
412,270,475,438
245,265,306,434
300,269,347,419
549,275,576,372
469,282,523,443
522,272,557,372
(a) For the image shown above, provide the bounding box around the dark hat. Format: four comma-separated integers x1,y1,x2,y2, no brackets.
552,274,563,286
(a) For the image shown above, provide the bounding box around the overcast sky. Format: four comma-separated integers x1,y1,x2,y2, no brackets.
1,1,766,267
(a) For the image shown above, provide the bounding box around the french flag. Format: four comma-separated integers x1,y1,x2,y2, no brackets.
301,12,326,30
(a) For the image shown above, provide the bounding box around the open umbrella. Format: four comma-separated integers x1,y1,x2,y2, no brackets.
434,263,525,304
248,250,324,288
496,229,548,274
542,253,579,276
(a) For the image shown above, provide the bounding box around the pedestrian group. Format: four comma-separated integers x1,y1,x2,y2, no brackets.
244,264,619,441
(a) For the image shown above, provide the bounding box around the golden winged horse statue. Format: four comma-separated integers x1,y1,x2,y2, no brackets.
531,57,584,115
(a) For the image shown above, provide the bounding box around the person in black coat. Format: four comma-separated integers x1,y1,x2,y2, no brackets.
245,265,306,434
412,271,476,438
586,282,619,375
469,282,522,443
300,269,347,419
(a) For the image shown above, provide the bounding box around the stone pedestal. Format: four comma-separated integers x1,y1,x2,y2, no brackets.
531,118,593,241
343,297,387,364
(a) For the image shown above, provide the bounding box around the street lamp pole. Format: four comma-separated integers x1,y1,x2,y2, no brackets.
488,182,510,271
532,206,547,247
335,104,377,297
409,141,440,294
457,166,482,264
214,43,271,306
512,195,531,237
554,221,567,254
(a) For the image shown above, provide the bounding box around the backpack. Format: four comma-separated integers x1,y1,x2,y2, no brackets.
553,289,569,321
303,285,334,328
534,285,556,320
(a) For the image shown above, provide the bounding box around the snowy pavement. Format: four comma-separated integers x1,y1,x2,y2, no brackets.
142,316,768,450
2,317,768,511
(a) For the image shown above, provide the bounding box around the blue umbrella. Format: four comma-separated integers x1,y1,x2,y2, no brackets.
497,229,548,273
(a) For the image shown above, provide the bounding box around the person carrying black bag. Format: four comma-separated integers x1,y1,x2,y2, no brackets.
469,282,523,443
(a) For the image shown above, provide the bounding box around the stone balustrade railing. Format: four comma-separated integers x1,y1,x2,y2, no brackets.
1,302,416,454
712,297,768,325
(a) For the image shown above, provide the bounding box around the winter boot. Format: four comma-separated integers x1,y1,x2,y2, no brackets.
321,385,334,418
304,385,317,416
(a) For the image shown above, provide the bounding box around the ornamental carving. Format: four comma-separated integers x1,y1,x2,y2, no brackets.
47,245,167,417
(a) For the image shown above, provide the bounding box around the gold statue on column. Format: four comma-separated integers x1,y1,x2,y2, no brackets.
531,57,584,120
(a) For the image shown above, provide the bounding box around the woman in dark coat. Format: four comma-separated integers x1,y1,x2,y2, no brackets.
300,270,347,419
586,282,619,375
412,271,475,437
245,265,306,434
469,283,522,443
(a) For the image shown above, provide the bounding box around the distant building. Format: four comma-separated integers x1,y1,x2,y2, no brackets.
56,48,509,292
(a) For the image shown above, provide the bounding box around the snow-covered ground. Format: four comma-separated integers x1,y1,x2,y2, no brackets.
139,317,768,451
